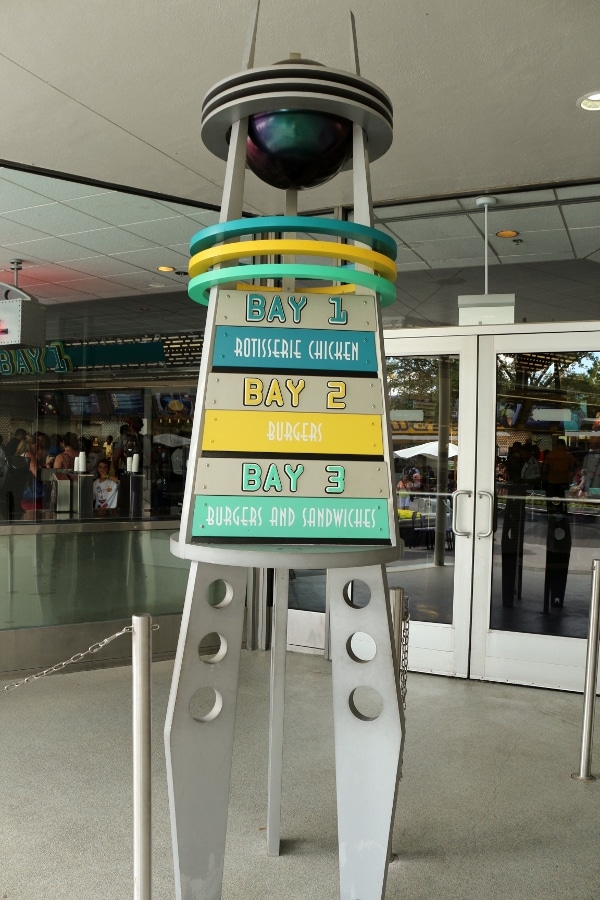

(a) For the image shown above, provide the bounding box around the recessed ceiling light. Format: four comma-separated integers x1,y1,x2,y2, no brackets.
578,92,600,111
496,230,519,238
156,265,175,272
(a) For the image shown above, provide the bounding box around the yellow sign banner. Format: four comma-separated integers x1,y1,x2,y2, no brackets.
201,410,384,456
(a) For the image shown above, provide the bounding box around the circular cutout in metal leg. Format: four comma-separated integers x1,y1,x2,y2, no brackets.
189,687,223,722
198,632,228,663
343,580,371,609
346,632,377,663
349,686,383,721
207,579,233,608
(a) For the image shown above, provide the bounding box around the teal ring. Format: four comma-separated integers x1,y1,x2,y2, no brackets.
188,263,397,307
189,216,397,260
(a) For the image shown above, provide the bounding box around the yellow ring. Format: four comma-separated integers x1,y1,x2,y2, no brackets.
235,282,357,294
189,239,397,282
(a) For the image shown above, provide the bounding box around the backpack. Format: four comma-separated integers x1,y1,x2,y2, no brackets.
521,456,541,483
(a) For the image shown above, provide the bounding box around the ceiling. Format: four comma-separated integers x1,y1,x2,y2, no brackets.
1,0,600,336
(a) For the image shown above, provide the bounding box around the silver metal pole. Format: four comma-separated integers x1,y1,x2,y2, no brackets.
133,614,152,897
572,560,600,783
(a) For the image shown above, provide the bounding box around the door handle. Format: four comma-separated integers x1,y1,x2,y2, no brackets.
452,490,472,537
477,490,494,538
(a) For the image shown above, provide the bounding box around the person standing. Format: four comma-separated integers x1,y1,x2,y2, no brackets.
93,459,119,516
4,428,26,457
396,473,413,510
543,439,575,497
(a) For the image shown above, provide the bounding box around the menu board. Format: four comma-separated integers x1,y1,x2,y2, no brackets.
109,389,144,416
155,392,195,417
66,392,102,417
191,290,394,545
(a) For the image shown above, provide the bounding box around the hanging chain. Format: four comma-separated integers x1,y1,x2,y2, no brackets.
399,593,410,712
1,624,159,694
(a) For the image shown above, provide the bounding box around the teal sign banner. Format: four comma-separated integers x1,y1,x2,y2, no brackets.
212,326,377,372
0,341,73,376
193,495,390,541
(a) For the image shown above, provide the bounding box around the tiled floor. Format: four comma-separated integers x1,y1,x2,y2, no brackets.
1,650,598,899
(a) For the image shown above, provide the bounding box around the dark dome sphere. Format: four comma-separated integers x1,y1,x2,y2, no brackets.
246,110,353,190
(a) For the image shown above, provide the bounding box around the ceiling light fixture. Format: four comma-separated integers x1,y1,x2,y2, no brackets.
578,92,600,111
156,265,176,272
496,229,519,239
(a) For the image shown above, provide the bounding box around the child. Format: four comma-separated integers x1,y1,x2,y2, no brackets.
93,459,119,516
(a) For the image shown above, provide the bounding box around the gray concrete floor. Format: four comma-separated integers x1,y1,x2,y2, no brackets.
1,651,599,899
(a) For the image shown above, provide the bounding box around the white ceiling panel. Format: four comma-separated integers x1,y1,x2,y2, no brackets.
1,236,102,263
387,216,481,243
0,181,56,215
567,228,600,258
409,237,489,261
0,168,108,201
57,256,151,278
4,203,109,236
485,205,565,234
498,252,576,266
123,216,201,244
556,185,600,201
64,227,158,255
561,203,600,230
375,199,464,219
0,219,53,245
108,247,188,270
63,191,185,227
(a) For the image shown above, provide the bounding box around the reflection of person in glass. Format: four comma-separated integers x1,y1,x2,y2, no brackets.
498,403,517,426
93,460,119,517
543,439,575,497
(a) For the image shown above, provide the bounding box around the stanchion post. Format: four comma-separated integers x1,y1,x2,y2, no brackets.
132,614,152,897
572,559,600,783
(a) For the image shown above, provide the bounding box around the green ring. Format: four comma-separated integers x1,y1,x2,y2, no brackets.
188,262,397,307
189,216,397,260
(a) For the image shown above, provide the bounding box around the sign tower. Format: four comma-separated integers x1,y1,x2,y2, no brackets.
165,8,404,898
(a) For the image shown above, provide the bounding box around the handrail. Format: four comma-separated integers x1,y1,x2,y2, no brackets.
0,518,179,536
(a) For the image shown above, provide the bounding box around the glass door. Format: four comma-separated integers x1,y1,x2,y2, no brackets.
287,331,478,674
382,332,477,677
471,328,600,690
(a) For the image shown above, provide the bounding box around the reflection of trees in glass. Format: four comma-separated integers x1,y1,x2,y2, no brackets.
386,356,459,424
498,352,600,410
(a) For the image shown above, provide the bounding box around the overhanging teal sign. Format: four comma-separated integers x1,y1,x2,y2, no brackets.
0,339,166,377
0,341,73,376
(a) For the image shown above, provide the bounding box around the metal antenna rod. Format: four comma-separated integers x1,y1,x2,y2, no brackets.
475,197,497,295
9,259,22,289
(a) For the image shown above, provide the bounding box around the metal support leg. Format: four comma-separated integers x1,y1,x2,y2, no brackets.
133,614,152,900
164,561,248,900
328,564,404,900
267,568,289,855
